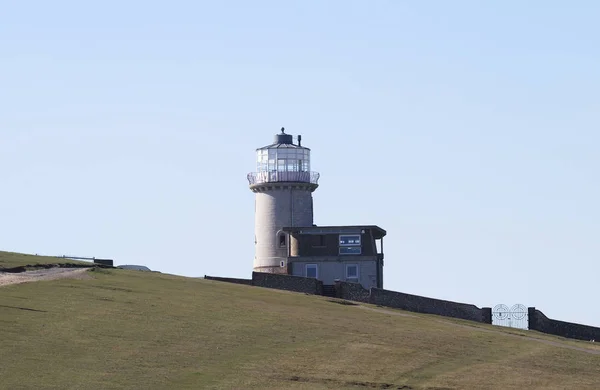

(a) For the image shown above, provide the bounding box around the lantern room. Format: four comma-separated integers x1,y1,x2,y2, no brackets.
248,128,320,186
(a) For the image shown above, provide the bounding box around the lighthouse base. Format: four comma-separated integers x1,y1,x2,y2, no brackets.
253,265,288,275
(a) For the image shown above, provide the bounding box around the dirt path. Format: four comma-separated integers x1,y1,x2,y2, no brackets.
0,268,91,287
357,304,600,355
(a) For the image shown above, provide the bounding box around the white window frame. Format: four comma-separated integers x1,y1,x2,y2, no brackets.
339,234,361,246
306,264,318,279
346,264,359,280
339,246,362,255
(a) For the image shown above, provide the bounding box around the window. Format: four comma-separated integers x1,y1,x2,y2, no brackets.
279,234,286,247
346,264,358,279
340,246,361,255
311,234,325,247
339,235,361,246
339,234,361,255
277,159,286,172
306,264,318,278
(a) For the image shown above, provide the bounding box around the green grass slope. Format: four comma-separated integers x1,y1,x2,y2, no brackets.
1,268,599,390
0,250,89,269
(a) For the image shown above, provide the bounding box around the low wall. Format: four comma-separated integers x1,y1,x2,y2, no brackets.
528,307,600,341
204,276,252,285
94,259,114,267
335,281,370,303
334,282,491,324
370,288,487,323
252,272,323,295
482,307,492,324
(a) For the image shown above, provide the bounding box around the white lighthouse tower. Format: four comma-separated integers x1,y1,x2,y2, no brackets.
247,128,319,274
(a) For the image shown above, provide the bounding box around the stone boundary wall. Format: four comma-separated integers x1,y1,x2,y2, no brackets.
334,280,370,303
334,281,491,323
203,273,322,294
252,272,323,295
528,307,600,341
369,287,489,323
204,276,252,285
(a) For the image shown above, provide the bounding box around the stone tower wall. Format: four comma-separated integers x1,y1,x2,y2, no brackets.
253,183,315,273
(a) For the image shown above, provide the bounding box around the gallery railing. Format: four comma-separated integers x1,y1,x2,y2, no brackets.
247,171,320,185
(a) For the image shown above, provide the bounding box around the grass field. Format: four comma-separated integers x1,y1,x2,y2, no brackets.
1,252,599,389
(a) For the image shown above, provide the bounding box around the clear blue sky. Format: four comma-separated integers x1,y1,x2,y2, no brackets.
2,1,599,326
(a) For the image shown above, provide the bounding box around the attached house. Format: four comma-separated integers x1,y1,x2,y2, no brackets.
282,225,386,289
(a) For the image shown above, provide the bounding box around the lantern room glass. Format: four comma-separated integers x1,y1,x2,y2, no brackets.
256,147,310,173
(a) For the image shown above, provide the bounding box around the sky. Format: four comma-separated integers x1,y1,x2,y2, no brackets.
1,1,599,326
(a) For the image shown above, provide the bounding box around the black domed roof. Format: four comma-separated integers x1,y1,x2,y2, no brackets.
256,127,310,151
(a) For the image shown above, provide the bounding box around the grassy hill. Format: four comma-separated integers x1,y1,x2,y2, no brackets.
0,250,90,269
1,253,599,389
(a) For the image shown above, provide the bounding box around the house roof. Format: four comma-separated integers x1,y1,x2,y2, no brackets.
282,225,387,239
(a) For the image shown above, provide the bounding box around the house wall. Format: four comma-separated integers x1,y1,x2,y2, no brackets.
528,307,600,341
378,259,384,289
290,259,378,289
289,230,377,257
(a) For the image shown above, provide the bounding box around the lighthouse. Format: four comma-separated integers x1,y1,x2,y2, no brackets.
247,128,386,289
247,128,319,274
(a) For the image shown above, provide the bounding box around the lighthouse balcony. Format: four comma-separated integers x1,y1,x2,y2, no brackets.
247,171,320,186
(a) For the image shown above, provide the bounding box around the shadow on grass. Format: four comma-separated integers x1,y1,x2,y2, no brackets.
285,375,415,389
326,299,359,306
0,304,47,313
